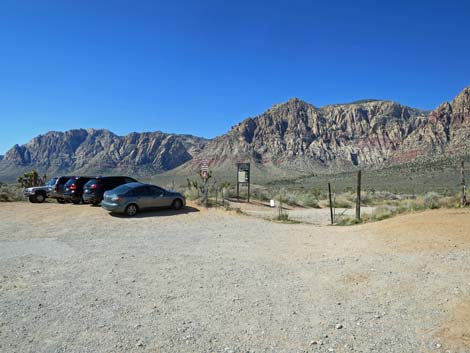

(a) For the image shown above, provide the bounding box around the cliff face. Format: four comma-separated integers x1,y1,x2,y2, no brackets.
1,87,469,179
1,129,207,176
192,87,470,171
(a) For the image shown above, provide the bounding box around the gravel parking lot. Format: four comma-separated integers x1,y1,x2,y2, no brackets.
1,202,470,353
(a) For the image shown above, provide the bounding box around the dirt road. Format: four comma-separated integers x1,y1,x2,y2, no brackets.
1,202,469,353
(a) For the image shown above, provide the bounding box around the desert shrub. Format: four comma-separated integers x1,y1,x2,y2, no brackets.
374,191,400,201
184,187,200,201
0,184,24,202
276,213,289,221
311,187,323,199
334,196,353,208
438,195,460,208
297,193,321,208
284,192,298,206
370,205,394,221
423,192,440,209
250,187,271,202
335,215,362,226
397,198,426,212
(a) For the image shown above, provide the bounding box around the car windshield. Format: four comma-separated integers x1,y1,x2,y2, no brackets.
111,184,133,195
46,178,57,186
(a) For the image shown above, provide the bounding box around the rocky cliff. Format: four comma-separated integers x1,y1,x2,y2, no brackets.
0,129,207,178
1,87,469,180
188,87,470,173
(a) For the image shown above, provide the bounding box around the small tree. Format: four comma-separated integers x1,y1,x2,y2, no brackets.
18,170,46,188
219,181,231,207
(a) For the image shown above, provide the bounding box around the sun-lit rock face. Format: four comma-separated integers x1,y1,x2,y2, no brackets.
2,129,207,176
195,87,470,170
1,87,469,178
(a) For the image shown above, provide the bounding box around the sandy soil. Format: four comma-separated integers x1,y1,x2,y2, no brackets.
1,202,470,353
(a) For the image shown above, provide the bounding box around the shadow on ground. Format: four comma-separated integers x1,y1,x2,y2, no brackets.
109,206,200,218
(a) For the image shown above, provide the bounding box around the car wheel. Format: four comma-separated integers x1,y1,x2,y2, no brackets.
28,195,37,203
125,204,138,217
35,193,46,203
71,196,82,205
172,198,183,210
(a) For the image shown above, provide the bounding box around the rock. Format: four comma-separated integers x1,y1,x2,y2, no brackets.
335,324,343,329
0,129,207,176
2,87,469,177
136,339,144,347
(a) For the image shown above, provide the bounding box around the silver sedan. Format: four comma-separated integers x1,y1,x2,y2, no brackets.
102,182,186,217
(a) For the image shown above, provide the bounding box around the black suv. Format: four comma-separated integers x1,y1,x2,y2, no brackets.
83,176,137,205
47,176,73,203
63,176,93,204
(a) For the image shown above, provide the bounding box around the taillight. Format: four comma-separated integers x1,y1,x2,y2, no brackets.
69,184,77,190
90,184,97,189
111,195,123,202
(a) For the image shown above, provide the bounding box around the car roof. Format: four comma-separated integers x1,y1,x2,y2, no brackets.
124,182,146,188
93,176,135,180
123,182,164,189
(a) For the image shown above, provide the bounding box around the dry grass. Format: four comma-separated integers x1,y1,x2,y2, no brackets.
335,192,463,226
0,184,24,202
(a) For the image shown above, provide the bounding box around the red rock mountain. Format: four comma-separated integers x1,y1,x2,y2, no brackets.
0,87,469,180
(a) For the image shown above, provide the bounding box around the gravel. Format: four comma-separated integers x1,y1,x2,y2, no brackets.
0,202,470,352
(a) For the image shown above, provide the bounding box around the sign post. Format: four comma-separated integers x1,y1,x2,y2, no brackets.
236,163,251,202
200,159,210,207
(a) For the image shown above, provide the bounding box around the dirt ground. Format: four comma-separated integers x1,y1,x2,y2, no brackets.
1,202,470,353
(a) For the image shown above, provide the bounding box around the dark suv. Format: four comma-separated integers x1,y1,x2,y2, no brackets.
63,176,93,204
47,176,73,203
83,176,137,205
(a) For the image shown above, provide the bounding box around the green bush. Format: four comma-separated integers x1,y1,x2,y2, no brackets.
423,192,440,209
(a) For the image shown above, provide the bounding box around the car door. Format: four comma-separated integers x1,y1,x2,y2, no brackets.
147,186,171,208
132,186,153,210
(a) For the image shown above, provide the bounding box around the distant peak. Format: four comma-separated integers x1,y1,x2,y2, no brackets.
450,86,470,111
269,97,316,111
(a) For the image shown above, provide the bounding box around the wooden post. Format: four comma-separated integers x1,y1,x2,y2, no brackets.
203,178,208,207
328,183,334,225
356,170,362,221
462,161,467,207
236,180,240,201
247,181,250,203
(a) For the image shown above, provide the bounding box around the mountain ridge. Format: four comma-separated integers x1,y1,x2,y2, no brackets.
1,87,469,181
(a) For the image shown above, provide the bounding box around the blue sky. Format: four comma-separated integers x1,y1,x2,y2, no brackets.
0,0,469,154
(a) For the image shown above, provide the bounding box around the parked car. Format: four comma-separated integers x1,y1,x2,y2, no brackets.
63,176,93,204
47,176,73,203
83,176,137,205
102,182,185,216
24,177,58,203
